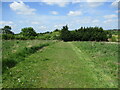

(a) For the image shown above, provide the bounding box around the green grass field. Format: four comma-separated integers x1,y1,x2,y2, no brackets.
2,40,118,88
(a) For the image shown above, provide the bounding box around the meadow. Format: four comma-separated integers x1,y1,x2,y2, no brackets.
2,40,118,88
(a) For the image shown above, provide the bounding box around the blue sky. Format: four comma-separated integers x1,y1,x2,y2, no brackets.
0,0,118,33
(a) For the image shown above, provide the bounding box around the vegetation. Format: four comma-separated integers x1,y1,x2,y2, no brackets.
60,25,108,41
1,25,117,42
2,40,55,73
1,26,14,35
21,27,37,39
1,25,118,88
1,26,14,40
2,41,118,88
106,30,119,42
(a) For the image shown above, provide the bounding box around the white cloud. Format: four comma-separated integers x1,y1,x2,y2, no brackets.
40,0,69,7
87,2,104,7
111,0,120,7
31,21,40,24
68,10,82,16
104,14,117,19
9,1,36,15
71,0,81,3
54,24,65,29
0,21,16,29
92,20,99,23
39,26,47,30
103,19,117,23
0,21,13,25
50,11,58,15
74,18,100,24
40,0,105,7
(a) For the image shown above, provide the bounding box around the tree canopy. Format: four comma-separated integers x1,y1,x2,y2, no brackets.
60,26,108,41
21,27,37,38
1,26,14,34
1,25,109,41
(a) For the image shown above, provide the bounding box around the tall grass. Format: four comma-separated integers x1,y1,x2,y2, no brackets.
73,42,118,87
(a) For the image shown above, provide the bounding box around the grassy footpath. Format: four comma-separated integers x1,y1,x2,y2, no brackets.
2,41,118,88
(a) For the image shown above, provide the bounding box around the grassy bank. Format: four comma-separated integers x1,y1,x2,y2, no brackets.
2,40,56,72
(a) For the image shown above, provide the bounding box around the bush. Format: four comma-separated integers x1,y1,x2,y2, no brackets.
2,58,17,72
15,36,27,40
2,34,15,40
111,36,117,42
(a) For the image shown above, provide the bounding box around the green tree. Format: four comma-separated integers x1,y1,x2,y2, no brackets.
21,27,37,39
60,25,71,41
1,26,15,40
2,26,14,34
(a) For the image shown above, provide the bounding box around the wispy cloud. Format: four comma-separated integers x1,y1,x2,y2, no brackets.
87,2,104,7
92,19,100,23
9,1,36,15
0,21,13,25
38,26,47,30
50,11,59,15
31,21,40,25
103,19,117,23
54,24,65,29
40,0,69,7
103,14,117,19
0,21,16,29
68,10,82,16
111,0,120,7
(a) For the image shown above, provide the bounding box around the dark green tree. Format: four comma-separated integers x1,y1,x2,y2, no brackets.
21,27,37,39
60,25,71,41
1,26,15,40
2,26,14,34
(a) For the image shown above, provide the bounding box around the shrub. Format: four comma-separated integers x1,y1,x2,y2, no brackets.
111,36,117,42
2,34,15,40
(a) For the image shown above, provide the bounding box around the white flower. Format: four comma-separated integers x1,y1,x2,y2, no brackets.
18,78,21,82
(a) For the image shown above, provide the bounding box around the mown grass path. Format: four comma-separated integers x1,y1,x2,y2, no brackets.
3,41,118,88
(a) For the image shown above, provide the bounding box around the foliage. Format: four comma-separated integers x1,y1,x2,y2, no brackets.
60,25,71,41
1,26,15,40
1,26,14,35
36,31,60,40
1,25,116,41
2,34,15,40
106,30,118,35
60,26,108,41
111,36,117,42
21,27,37,38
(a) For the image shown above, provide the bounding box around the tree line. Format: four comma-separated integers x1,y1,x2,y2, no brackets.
60,25,108,41
1,25,109,41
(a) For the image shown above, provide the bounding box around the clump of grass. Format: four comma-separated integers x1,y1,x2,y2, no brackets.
42,58,49,61
16,41,19,44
